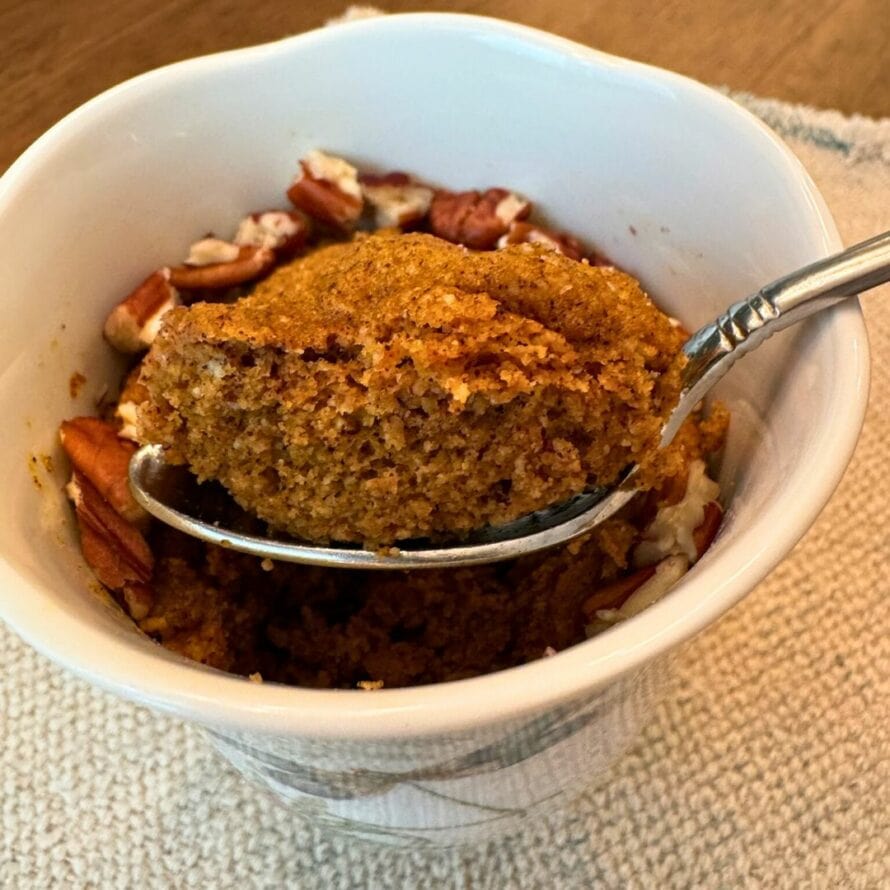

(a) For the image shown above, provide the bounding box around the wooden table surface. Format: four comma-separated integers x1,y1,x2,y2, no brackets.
1,0,888,173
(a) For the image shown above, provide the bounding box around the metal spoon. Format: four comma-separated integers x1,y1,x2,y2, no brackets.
130,230,890,569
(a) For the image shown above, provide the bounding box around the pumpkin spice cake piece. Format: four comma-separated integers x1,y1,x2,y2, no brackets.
137,231,686,545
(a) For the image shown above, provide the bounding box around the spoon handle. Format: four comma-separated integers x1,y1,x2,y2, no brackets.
663,230,890,444
762,228,890,321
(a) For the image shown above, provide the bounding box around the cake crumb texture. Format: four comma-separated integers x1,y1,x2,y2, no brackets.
139,232,686,544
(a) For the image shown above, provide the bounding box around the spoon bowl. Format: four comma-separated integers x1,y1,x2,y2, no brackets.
129,446,629,568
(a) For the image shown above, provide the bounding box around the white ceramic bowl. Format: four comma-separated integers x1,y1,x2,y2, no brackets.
0,14,869,847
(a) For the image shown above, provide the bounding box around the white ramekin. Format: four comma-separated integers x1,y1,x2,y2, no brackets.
0,14,868,846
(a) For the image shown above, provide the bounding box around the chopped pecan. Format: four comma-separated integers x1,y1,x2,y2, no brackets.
589,251,616,268
60,417,146,525
637,466,690,528
115,401,140,443
67,471,153,591
497,221,584,261
169,245,276,290
693,501,723,559
286,150,363,229
115,365,149,442
428,187,530,249
361,171,411,186
634,459,721,567
234,210,311,255
103,269,180,354
581,564,657,621
618,554,689,618
360,172,434,228
119,364,148,404
658,466,690,508
184,237,241,266
121,581,153,621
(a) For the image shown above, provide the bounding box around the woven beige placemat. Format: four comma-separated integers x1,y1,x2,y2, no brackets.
1,95,888,889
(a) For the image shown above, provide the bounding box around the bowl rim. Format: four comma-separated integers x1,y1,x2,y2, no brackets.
0,12,870,739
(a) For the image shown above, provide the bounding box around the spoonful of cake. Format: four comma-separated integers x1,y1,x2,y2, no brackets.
129,230,890,569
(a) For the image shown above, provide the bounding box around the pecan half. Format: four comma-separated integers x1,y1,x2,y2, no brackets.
360,172,434,229
67,471,153,591
169,245,276,290
428,187,531,249
103,269,180,354
60,417,146,525
234,210,311,255
497,221,584,261
286,150,363,229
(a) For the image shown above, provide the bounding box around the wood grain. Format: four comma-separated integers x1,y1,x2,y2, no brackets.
1,0,888,173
